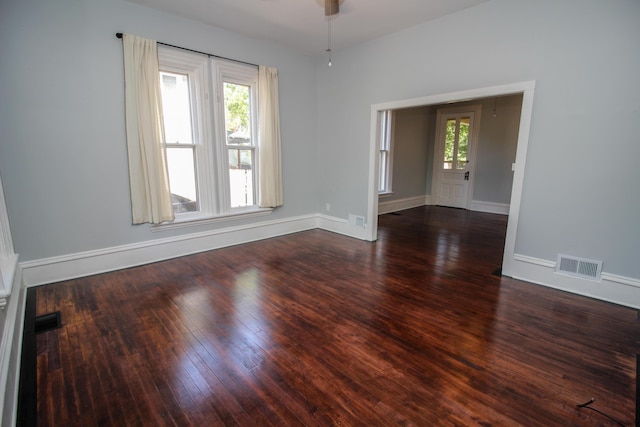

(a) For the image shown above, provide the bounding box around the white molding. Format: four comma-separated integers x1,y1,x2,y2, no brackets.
20,213,377,287
0,265,24,427
600,272,640,289
0,255,18,309
0,174,17,305
316,214,370,241
21,214,318,287
469,200,509,215
151,208,273,232
378,195,430,215
508,253,640,309
501,83,536,277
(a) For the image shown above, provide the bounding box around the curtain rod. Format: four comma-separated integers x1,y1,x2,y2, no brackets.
115,33,258,68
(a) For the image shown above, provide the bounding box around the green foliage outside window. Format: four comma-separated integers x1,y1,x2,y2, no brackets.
444,119,469,169
224,83,250,134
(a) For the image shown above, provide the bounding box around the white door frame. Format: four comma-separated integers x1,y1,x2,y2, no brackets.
366,81,536,277
431,104,482,209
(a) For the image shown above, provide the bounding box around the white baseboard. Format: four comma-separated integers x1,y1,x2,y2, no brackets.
505,253,640,309
377,197,508,216
0,265,25,427
20,214,319,287
20,213,376,288
316,214,370,241
378,195,431,215
469,200,510,215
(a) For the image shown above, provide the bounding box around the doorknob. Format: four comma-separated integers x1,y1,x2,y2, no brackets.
464,171,470,181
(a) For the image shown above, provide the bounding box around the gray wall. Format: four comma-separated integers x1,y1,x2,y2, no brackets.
317,0,640,279
385,106,434,202
0,0,318,261
1,0,639,281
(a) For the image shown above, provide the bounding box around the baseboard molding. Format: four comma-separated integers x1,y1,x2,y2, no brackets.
469,200,510,215
20,214,319,287
377,197,508,216
378,195,431,215
505,253,640,309
0,265,25,427
316,214,370,241
19,213,377,288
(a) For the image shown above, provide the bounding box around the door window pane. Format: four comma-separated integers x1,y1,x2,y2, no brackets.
444,118,456,169
456,117,470,170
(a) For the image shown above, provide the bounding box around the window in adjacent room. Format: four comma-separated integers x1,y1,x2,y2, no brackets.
378,110,394,194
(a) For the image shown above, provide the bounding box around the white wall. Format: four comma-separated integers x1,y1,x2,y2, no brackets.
317,0,640,301
0,0,319,263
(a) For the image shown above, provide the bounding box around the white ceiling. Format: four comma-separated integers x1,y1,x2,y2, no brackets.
125,0,490,55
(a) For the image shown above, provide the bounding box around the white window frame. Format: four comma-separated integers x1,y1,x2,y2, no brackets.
213,61,259,213
156,46,266,229
378,110,394,195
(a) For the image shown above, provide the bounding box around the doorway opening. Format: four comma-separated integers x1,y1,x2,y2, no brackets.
366,81,536,277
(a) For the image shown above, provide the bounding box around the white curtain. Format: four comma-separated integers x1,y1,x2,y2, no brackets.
122,34,174,224
258,66,284,208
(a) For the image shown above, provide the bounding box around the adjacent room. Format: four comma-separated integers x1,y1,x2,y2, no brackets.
0,0,638,425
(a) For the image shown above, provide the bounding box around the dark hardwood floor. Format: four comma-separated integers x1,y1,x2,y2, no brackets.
27,206,638,426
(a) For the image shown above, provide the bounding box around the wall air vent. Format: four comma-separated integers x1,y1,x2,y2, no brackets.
348,214,366,229
556,254,602,281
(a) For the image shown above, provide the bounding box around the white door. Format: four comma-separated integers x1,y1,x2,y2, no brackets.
433,106,481,209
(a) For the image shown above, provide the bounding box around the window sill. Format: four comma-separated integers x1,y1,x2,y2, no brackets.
151,207,273,232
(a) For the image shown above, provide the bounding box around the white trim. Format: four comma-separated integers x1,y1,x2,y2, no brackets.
500,84,535,277
367,81,537,278
469,200,510,215
316,214,370,241
21,214,317,287
378,195,431,215
0,266,25,427
0,255,17,308
508,253,640,309
151,208,272,232
600,272,640,289
19,213,376,287
0,174,17,304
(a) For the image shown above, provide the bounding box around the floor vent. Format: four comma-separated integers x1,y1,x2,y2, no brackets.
35,311,62,334
556,254,602,281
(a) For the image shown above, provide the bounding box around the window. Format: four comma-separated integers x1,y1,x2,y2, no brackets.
157,46,260,222
378,110,394,194
443,116,470,170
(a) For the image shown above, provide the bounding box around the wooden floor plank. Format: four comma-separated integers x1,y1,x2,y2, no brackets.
28,206,638,426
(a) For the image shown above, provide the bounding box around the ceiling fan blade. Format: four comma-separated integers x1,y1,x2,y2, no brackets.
325,0,339,16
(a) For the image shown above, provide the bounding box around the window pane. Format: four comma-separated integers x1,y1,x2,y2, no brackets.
456,117,470,169
444,118,456,169
224,82,252,146
160,72,193,145
379,151,387,192
229,149,254,207
167,147,198,213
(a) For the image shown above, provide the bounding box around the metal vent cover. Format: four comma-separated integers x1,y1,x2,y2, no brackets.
556,254,602,281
